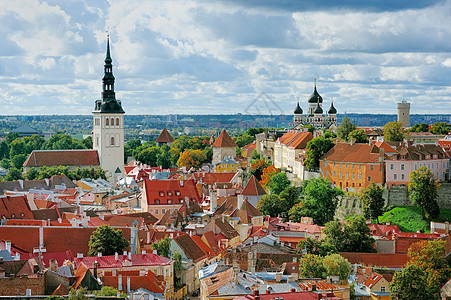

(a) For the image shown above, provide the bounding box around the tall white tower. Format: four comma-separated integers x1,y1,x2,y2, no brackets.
397,101,410,127
93,37,125,181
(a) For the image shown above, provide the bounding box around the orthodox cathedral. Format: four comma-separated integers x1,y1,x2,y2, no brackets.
292,82,337,130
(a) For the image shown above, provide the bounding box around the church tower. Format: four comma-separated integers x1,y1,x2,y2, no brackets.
397,101,410,127
93,37,125,181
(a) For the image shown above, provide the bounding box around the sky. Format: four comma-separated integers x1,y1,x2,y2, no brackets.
0,0,450,115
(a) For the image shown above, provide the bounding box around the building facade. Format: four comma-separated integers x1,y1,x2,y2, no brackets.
212,129,237,165
92,37,125,180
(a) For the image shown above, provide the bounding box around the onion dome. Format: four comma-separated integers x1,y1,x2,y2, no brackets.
294,102,303,114
308,83,323,103
328,100,337,115
314,100,323,114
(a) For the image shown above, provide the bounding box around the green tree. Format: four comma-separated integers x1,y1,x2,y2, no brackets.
297,237,337,256
81,136,92,149
279,186,301,212
347,128,369,143
25,134,45,153
24,167,39,180
173,250,183,289
5,132,20,145
298,254,326,279
88,225,129,256
359,182,385,223
304,136,334,171
430,122,451,135
9,138,27,157
409,123,429,133
4,167,23,181
245,128,265,137
408,166,440,220
337,116,357,142
389,265,433,300
268,172,291,195
202,146,213,163
0,141,9,160
136,146,162,166
157,145,172,168
383,122,405,142
323,253,351,280
257,194,283,217
11,154,27,169
151,237,171,258
93,286,127,297
323,216,375,253
288,178,343,225
234,133,254,148
68,287,88,300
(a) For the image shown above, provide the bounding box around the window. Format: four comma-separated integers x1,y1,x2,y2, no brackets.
106,118,109,126
401,164,404,170
162,209,166,214
116,118,119,126
111,137,114,146
346,173,348,179
359,165,362,170
175,191,181,196
381,287,386,292
159,191,164,197
370,165,373,170
401,174,405,180
326,171,329,176
390,164,394,170
111,118,114,125
323,161,327,167
359,173,362,180
95,118,100,126
155,209,159,215
352,173,355,179
367,176,371,181
334,162,336,167
155,199,160,204
96,137,99,146
167,199,172,204
340,172,342,179
346,163,348,168
394,174,397,180
167,191,172,196
333,171,336,176
352,164,355,169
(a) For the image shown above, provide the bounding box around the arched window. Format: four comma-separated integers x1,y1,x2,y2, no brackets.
111,137,115,146
111,118,114,126
106,118,109,126
116,118,119,126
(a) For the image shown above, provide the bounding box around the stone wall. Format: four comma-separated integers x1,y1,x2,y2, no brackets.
385,182,451,209
335,194,363,220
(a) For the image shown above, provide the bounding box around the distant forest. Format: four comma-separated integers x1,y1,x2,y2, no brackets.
0,114,449,138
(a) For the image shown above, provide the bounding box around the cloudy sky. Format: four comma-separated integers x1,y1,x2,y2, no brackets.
1,0,450,115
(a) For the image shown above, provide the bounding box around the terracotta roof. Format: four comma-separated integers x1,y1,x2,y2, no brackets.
119,212,159,225
212,129,237,148
321,142,382,163
104,215,147,228
26,250,74,267
192,235,215,256
202,231,222,253
388,143,449,161
142,179,201,205
363,272,386,288
373,141,397,154
233,199,263,224
23,150,100,167
173,234,208,262
190,172,238,184
0,195,34,219
242,175,266,196
102,269,166,294
156,128,174,143
242,141,256,150
73,262,89,289
74,253,173,269
278,131,313,149
340,252,408,268
213,217,240,240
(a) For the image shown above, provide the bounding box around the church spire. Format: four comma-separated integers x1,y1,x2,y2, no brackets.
102,36,115,102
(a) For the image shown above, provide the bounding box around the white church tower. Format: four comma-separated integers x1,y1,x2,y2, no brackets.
92,37,125,181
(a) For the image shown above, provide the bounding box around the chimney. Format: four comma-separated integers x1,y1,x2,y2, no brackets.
18,179,23,189
350,138,355,145
123,251,127,256
98,252,102,257
210,190,217,213
237,194,244,210
142,250,146,255
93,261,98,279
118,274,122,291
379,147,384,163
14,253,20,261
77,253,83,258
44,178,49,186
254,290,260,300
180,180,184,186
128,252,132,260
446,222,449,234
153,249,157,255
5,241,11,254
292,257,297,263
49,259,58,272
266,289,270,294
127,276,131,294
146,231,150,244
115,252,119,261
311,284,317,291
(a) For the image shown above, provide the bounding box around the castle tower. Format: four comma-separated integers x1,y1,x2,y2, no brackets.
93,37,125,181
212,129,237,165
397,101,410,127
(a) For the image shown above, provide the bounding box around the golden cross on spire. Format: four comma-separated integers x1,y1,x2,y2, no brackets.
106,27,110,38
314,78,317,87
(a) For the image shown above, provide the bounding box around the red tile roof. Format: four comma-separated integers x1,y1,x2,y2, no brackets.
363,272,385,288
202,231,222,253
173,234,208,263
190,172,238,184
156,128,174,143
373,141,397,154
102,269,166,294
192,235,215,256
242,175,266,196
0,195,34,220
322,142,382,163
278,131,313,149
74,253,173,269
23,150,100,167
340,252,408,268
142,179,201,205
232,199,263,224
242,141,256,150
212,129,237,148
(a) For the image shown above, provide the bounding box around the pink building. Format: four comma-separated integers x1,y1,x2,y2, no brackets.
385,143,450,187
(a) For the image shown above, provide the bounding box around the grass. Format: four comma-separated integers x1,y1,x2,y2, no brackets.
379,206,451,233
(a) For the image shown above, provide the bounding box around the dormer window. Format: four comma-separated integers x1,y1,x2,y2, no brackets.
159,191,164,197
167,191,172,196
175,191,181,196
180,199,184,203
167,199,172,204
155,199,160,204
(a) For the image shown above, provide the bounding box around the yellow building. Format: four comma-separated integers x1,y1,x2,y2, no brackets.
215,157,240,173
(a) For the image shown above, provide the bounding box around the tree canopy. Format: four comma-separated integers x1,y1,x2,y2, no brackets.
359,182,385,222
336,116,357,142
297,237,337,257
267,172,291,195
323,216,375,253
304,136,334,171
383,122,405,142
88,225,129,256
177,149,207,169
347,128,369,143
289,177,343,225
151,237,171,258
408,166,440,220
